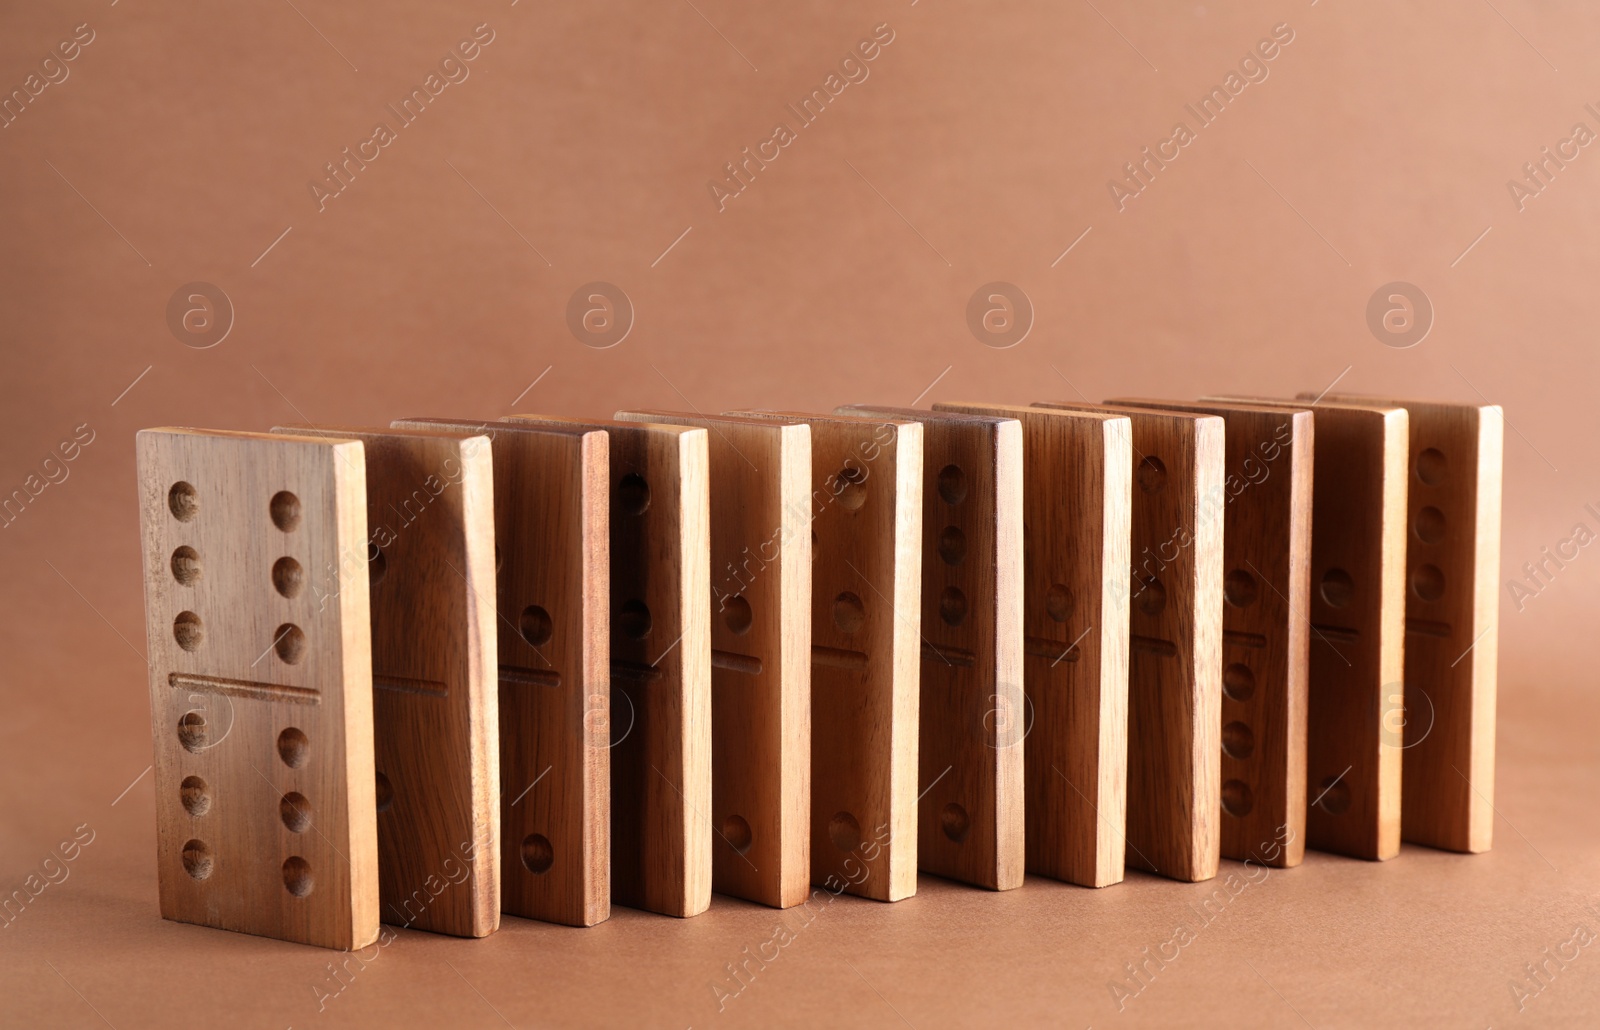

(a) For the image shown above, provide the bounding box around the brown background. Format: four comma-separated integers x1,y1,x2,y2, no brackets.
3,0,1599,1025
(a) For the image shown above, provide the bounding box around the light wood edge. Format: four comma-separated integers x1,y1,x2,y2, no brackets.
1188,416,1225,880
888,421,924,899
327,439,384,947
675,427,715,914
579,428,612,925
1467,407,1503,852
992,418,1027,891
1374,408,1409,859
1094,416,1133,885
1284,410,1313,866
296,433,380,948
457,437,503,935
778,422,815,908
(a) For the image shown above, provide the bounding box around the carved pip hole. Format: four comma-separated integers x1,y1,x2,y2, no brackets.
1223,663,1255,702
937,464,967,505
282,856,314,897
1416,447,1447,486
173,611,204,651
171,546,202,586
1224,569,1258,608
617,473,650,516
938,525,967,566
1135,577,1166,617
1137,456,1167,493
941,802,970,843
521,833,554,873
177,712,208,753
722,596,753,635
1411,563,1446,602
180,775,210,816
828,811,862,852
520,605,553,647
181,838,213,880
834,466,866,511
273,623,306,664
1222,721,1255,759
832,592,865,634
1414,505,1446,545
1315,775,1351,815
617,599,652,640
939,586,968,627
272,556,303,598
722,814,754,854
168,481,199,522
1319,568,1354,608
280,792,313,833
277,727,310,768
270,491,301,532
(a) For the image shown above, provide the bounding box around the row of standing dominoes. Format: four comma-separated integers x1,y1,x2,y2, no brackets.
135,395,1501,950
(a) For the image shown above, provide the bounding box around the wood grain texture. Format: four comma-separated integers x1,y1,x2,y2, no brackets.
501,413,711,917
836,406,1025,891
276,425,500,935
393,419,610,927
1309,396,1503,854
136,428,379,950
615,410,812,908
1036,402,1223,883
737,410,922,902
1210,397,1408,861
1111,399,1312,868
935,402,1131,888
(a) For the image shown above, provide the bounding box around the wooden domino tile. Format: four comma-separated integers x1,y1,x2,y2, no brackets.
737,409,922,902
1035,402,1223,883
1211,397,1408,861
136,428,379,950
500,413,710,918
395,419,611,926
614,410,812,908
935,402,1132,888
1111,399,1312,868
1311,395,1503,854
838,406,1025,892
275,425,501,935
